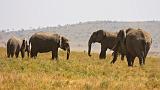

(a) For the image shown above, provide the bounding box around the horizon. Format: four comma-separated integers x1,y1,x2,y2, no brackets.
0,0,160,30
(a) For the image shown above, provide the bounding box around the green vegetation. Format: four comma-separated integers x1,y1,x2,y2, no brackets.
0,48,160,90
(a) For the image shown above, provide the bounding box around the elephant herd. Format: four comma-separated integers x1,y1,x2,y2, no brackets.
88,28,152,66
7,28,152,67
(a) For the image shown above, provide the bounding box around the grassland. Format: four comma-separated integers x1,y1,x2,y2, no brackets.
0,48,160,90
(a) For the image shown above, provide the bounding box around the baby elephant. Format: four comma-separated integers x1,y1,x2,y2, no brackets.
7,36,29,58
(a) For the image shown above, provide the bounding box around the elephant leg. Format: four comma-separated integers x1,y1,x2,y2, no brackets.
30,47,34,58
143,48,149,65
110,51,118,64
121,54,125,61
27,51,30,58
126,56,132,66
30,51,33,58
126,52,133,67
7,49,10,58
11,51,14,58
7,52,11,58
52,51,55,60
143,57,146,65
131,57,136,66
34,52,38,59
138,56,143,66
55,48,58,60
30,48,37,59
137,51,145,66
7,53,10,58
15,51,19,58
21,50,25,58
139,57,143,66
52,48,58,60
99,50,106,59
30,51,35,58
142,51,146,65
15,49,19,58
99,45,107,59
54,52,58,60
144,44,150,59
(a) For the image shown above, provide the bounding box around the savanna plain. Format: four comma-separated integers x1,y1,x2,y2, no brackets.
0,48,160,90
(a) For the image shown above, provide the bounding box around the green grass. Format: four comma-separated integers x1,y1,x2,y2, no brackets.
0,48,160,90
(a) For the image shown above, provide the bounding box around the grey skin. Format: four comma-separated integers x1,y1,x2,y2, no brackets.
7,36,29,58
112,28,152,66
88,30,125,60
29,32,70,60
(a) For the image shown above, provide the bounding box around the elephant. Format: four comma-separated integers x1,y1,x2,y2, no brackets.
88,30,125,60
7,36,29,58
112,28,152,66
29,32,70,60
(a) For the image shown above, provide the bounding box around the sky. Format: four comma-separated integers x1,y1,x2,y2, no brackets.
0,0,160,30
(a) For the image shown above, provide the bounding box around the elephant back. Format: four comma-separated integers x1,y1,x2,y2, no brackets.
127,29,152,44
105,32,117,38
29,32,61,48
126,29,146,41
8,36,22,46
32,32,60,41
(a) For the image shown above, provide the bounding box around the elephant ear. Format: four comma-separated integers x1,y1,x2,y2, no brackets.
118,30,125,40
112,30,125,50
96,30,106,42
61,37,68,44
59,36,68,48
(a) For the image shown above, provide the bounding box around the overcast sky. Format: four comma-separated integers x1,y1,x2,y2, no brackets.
0,0,160,30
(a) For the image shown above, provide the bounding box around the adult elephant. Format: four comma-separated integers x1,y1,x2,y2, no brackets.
112,28,152,66
88,30,125,60
7,36,29,58
29,32,70,60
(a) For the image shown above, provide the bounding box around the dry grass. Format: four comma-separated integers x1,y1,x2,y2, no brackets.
0,47,160,90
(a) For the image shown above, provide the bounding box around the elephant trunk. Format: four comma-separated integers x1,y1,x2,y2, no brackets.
88,39,93,57
112,30,126,56
112,38,120,51
21,39,26,58
66,46,70,60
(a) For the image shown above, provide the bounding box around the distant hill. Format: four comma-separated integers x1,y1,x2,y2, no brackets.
0,21,160,55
